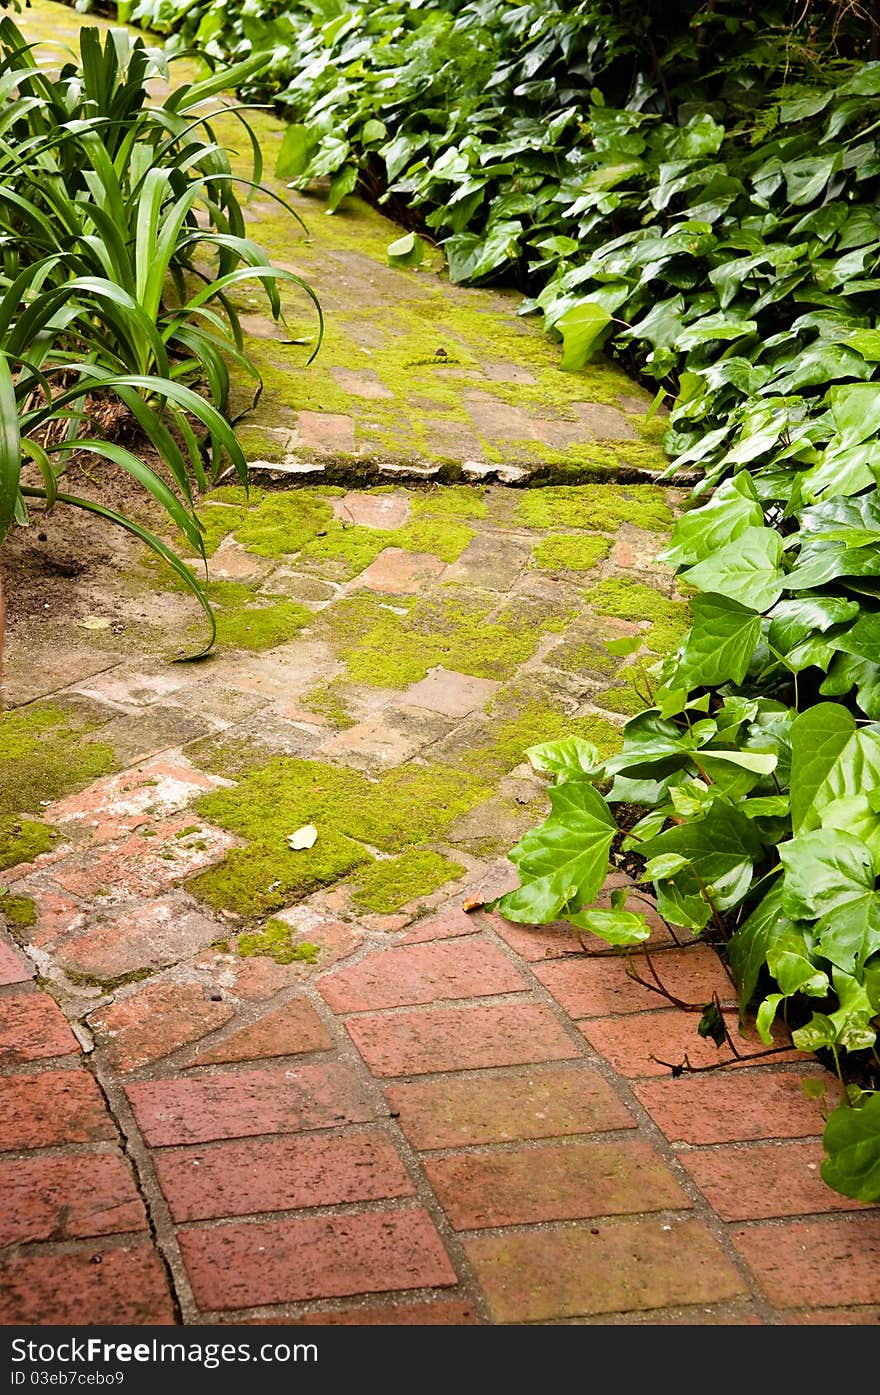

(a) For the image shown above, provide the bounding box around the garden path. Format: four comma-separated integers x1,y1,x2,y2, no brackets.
1,0,879,1328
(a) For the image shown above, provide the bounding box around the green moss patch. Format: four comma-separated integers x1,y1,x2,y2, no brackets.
187,755,490,918
409,486,488,521
237,918,320,964
318,590,546,688
348,849,465,914
206,581,313,651
0,705,116,822
514,484,674,533
531,534,611,573
300,518,473,581
0,893,37,929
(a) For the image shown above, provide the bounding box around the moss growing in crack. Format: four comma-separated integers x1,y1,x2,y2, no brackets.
586,577,689,654
1,894,36,929
237,919,320,964
348,849,465,914
514,484,674,533
186,754,490,918
0,705,116,822
202,581,313,651
531,534,611,573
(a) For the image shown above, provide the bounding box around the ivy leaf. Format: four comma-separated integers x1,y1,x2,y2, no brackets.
557,302,613,370
565,906,650,946
680,527,785,611
727,885,792,1011
697,1000,728,1046
445,220,522,283
275,123,319,179
779,828,874,920
660,473,763,568
767,594,860,653
525,737,600,781
827,382,880,448
326,163,358,213
639,804,764,913
677,592,762,686
496,780,616,925
789,702,880,833
822,1092,880,1203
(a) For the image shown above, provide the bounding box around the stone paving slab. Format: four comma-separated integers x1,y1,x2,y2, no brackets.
1,0,878,1331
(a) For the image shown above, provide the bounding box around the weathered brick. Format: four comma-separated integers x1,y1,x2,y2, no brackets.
401,668,500,719
0,1243,175,1324
319,939,528,1013
0,934,33,985
386,1064,635,1149
0,1153,146,1245
0,1070,115,1151
635,1071,836,1145
425,1139,689,1229
44,758,220,828
352,548,446,594
680,1140,863,1220
295,411,355,454
443,536,532,591
401,907,482,944
178,1208,457,1309
319,706,452,770
465,1219,747,1322
183,999,333,1067
88,980,235,1072
534,946,734,1019
731,1216,880,1307
155,1129,413,1222
580,1007,802,1078
55,897,223,982
52,819,236,899
126,1063,375,1146
347,1002,580,1077
0,989,79,1063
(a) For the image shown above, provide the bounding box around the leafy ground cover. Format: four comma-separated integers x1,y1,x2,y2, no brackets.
61,0,880,1198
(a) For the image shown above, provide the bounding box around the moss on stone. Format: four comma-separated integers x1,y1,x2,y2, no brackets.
545,636,621,680
206,581,313,651
188,833,371,919
300,679,356,729
299,518,473,581
468,701,623,780
237,918,320,964
233,491,335,557
186,753,490,918
532,534,611,573
586,577,689,654
0,705,116,822
514,484,674,533
0,816,56,872
1,894,36,928
318,590,545,688
348,849,465,914
408,486,488,521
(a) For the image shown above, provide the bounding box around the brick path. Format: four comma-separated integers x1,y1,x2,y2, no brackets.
2,0,880,1329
